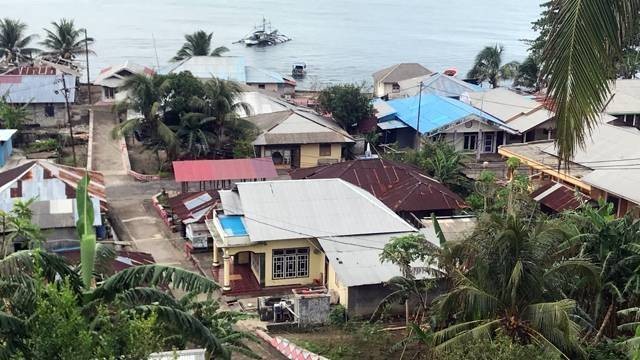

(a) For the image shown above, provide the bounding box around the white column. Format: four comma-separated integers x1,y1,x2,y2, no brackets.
476,129,482,161
222,252,232,291
212,240,219,267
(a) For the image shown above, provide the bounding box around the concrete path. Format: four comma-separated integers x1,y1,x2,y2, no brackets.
91,107,128,175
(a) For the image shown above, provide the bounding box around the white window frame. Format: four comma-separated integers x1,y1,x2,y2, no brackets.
463,133,477,151
272,248,309,279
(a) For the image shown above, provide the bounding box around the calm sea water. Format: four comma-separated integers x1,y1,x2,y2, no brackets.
2,0,542,89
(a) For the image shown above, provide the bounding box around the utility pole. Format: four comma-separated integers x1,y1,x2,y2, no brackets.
84,29,92,105
59,75,77,166
415,81,424,149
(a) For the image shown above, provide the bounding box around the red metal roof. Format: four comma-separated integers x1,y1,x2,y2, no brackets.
531,182,589,213
290,158,466,214
167,190,220,222
172,158,278,182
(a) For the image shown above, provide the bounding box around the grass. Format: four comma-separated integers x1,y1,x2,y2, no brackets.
274,323,406,360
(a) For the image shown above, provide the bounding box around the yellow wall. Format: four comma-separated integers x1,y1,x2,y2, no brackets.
327,263,349,306
226,238,325,287
300,143,343,168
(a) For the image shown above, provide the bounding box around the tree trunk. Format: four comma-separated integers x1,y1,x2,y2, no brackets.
594,302,615,344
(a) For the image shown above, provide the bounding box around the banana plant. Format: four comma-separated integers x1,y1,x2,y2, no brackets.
76,174,97,289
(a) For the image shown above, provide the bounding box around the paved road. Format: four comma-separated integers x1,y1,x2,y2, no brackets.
91,107,128,176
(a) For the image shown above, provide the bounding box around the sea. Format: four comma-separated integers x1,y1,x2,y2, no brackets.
2,0,543,90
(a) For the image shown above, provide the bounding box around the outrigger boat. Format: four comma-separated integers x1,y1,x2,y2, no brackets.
235,18,291,47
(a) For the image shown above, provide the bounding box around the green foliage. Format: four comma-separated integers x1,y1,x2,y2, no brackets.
467,44,518,88
585,341,627,360
513,55,542,91
0,18,39,63
172,30,229,61
384,140,471,195
40,18,94,60
0,97,29,130
380,234,430,278
76,175,96,289
437,333,560,360
466,170,533,215
162,71,206,116
26,139,58,153
317,83,373,131
329,304,347,326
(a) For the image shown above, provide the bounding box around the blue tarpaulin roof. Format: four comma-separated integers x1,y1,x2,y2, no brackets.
381,94,517,135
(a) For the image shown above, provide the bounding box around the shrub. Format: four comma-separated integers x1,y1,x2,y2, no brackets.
329,304,347,326
437,334,560,360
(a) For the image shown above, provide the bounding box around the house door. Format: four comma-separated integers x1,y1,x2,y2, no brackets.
483,133,494,153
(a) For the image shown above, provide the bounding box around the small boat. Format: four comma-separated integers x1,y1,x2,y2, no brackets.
292,63,306,78
235,18,291,47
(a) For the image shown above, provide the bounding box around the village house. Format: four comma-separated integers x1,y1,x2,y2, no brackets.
289,157,466,222
0,65,76,127
396,72,484,99
93,61,155,104
604,79,640,128
0,160,106,251
499,116,640,217
247,108,355,169
373,93,518,156
372,63,432,99
0,130,17,168
464,88,556,143
162,56,296,95
205,179,424,316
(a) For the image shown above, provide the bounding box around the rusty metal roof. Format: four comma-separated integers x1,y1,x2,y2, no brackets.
167,190,220,223
531,182,589,213
172,158,278,183
290,158,466,213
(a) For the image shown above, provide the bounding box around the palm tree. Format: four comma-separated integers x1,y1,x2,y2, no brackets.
0,176,232,358
467,44,519,88
0,18,39,63
172,30,229,61
171,113,216,159
112,74,178,160
541,1,638,162
190,78,251,151
513,55,542,91
432,214,597,358
40,18,94,60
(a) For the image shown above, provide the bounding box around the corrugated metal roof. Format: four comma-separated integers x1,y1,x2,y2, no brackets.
320,232,435,287
466,88,554,132
25,198,102,229
377,119,407,130
221,179,416,242
290,158,466,213
250,109,355,146
372,63,432,84
167,190,219,223
0,129,17,142
384,94,517,135
605,79,640,115
162,56,247,81
237,92,291,117
421,216,477,243
93,61,155,88
582,169,640,204
372,98,397,119
245,65,289,84
531,182,589,212
0,74,76,103
172,158,278,182
397,73,484,98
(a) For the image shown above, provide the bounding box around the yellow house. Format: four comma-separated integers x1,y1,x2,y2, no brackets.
205,179,420,316
498,119,640,218
247,109,355,169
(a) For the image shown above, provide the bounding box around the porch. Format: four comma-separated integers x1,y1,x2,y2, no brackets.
211,263,307,297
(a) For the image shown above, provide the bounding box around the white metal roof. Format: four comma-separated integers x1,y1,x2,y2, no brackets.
605,79,640,115
0,74,76,104
397,72,483,98
93,61,154,88
161,56,247,81
0,129,17,142
221,179,416,242
420,216,477,243
466,88,554,132
320,232,430,287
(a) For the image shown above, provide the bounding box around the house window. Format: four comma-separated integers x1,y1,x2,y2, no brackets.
483,133,494,153
44,104,55,117
463,134,477,151
264,149,291,165
392,83,400,93
319,144,332,156
258,84,266,89
272,248,309,279
105,87,115,99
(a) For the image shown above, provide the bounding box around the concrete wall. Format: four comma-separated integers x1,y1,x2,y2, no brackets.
347,283,398,318
299,143,343,168
327,263,349,306
226,238,325,287
294,295,330,326
26,104,68,127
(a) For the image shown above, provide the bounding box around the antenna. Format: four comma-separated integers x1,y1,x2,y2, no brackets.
152,33,161,70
